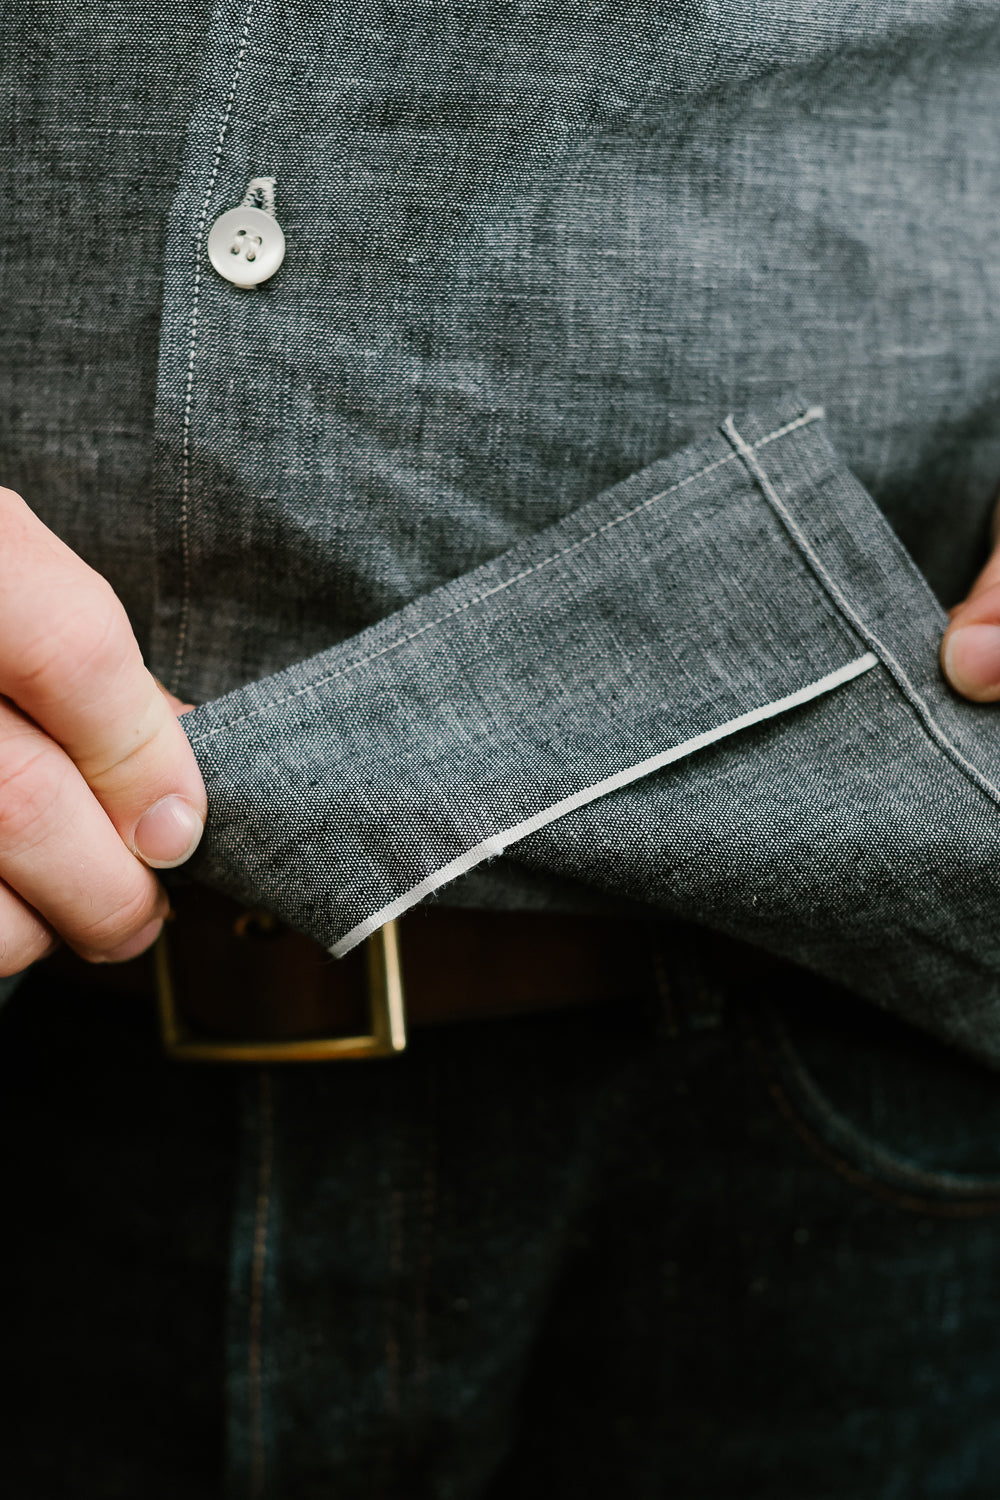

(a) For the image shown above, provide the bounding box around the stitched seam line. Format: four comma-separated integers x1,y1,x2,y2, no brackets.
769,1006,1000,1196
248,1069,273,1500
750,1029,1000,1220
170,0,257,696
188,406,823,744
722,416,1000,814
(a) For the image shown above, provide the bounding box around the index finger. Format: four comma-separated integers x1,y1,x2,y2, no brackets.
0,486,206,867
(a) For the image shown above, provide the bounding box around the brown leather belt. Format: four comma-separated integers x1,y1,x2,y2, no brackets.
46,885,662,1063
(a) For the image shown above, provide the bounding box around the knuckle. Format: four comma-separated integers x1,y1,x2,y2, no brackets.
82,699,171,791
13,583,133,703
74,882,161,958
0,740,71,849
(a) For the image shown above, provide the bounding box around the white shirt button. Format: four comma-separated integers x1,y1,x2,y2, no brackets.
207,206,286,288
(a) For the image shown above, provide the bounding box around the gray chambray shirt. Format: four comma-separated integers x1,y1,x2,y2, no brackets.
3,2,1000,1060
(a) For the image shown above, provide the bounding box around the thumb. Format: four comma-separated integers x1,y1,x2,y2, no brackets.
941,498,1000,701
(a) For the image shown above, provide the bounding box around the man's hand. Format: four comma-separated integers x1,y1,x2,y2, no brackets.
941,500,1000,702
0,485,206,975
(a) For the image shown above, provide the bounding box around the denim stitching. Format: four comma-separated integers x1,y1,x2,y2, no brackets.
414,1159,437,1407
747,1023,1000,1219
413,1069,439,1413
170,0,258,697
723,416,1000,813
767,1002,1000,1197
188,406,824,744
384,1186,405,1425
248,1070,274,1500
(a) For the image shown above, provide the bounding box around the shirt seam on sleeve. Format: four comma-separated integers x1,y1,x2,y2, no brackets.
188,405,825,746
721,414,1000,815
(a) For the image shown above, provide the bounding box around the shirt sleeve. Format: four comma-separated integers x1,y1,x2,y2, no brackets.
176,392,1000,1066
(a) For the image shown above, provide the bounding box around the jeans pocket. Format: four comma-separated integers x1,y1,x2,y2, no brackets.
749,974,1000,1215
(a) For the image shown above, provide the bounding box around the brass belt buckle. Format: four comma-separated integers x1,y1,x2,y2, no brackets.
155,918,407,1064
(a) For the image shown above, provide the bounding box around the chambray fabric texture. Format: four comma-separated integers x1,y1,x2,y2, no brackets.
5,4,1000,1498
3,0,1000,1050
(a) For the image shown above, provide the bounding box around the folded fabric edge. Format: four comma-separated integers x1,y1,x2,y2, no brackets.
328,652,879,957
183,402,824,748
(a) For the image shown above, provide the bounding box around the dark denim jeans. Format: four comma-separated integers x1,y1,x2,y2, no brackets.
4,924,1000,1499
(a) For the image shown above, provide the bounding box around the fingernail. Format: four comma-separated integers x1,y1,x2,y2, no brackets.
943,625,1000,697
133,795,204,867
